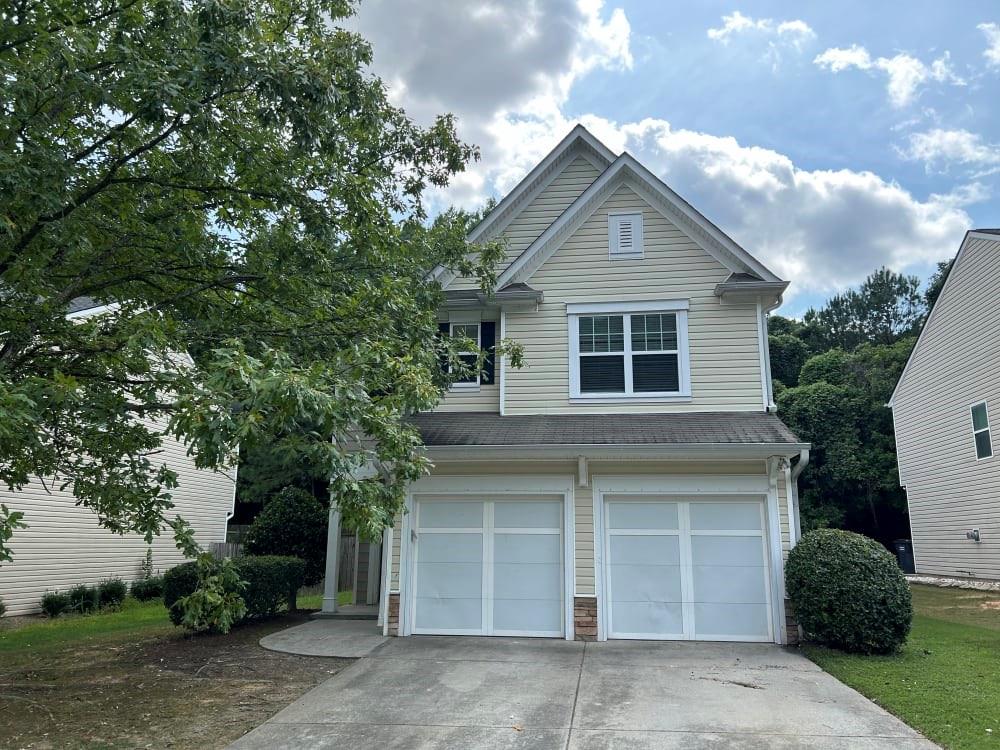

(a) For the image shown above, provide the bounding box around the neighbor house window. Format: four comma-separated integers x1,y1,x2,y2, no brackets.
450,322,480,386
568,301,690,399
972,402,993,459
609,212,643,259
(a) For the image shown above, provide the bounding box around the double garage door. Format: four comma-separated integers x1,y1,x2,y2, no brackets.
411,497,565,637
604,497,773,641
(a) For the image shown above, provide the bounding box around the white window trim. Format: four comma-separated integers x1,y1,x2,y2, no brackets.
448,321,481,392
608,210,643,260
971,401,993,461
568,302,691,401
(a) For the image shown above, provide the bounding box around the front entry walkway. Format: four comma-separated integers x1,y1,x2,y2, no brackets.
234,637,936,749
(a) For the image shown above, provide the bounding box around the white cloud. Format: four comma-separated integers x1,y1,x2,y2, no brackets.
900,128,1000,175
354,2,971,300
706,11,815,67
814,46,965,107
980,22,1000,68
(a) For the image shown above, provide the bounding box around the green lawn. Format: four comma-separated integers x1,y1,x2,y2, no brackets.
805,584,1000,749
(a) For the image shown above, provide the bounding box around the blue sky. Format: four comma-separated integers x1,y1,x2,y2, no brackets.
355,1,1000,315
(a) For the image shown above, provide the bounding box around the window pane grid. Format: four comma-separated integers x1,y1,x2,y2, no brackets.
579,315,624,354
972,403,992,459
631,313,678,352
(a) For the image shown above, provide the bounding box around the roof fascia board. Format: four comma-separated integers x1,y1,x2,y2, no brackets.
422,443,808,461
889,230,995,406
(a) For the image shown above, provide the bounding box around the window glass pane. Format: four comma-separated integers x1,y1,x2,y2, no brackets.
452,323,478,341
972,403,989,431
633,353,679,392
579,316,624,355
580,355,625,392
631,313,677,352
975,429,993,459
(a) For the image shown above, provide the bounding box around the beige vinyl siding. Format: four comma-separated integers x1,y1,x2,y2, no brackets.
892,236,1000,579
435,384,499,412
0,435,234,616
504,185,765,414
390,460,788,597
447,156,603,291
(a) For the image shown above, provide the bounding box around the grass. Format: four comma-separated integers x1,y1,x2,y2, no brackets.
804,584,1000,749
297,589,354,610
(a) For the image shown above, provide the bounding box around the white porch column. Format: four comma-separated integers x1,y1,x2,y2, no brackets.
321,504,342,613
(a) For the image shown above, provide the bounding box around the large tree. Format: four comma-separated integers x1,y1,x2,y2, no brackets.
0,0,512,560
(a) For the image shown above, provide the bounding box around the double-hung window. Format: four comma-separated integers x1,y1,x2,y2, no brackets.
568,301,690,399
450,322,481,387
971,402,993,460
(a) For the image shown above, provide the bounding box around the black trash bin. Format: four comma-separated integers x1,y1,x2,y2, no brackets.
893,539,915,574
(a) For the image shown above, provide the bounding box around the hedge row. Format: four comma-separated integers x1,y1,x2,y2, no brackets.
162,555,305,626
40,578,128,617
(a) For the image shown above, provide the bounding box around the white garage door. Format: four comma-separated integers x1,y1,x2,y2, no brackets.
412,498,564,637
604,497,772,641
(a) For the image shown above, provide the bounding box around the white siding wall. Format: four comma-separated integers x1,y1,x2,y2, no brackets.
390,460,789,597
892,236,1000,579
0,434,235,616
504,185,765,414
447,156,603,291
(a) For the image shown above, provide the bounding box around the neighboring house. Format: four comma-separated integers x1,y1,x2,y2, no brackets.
890,229,1000,581
0,300,236,616
338,125,810,643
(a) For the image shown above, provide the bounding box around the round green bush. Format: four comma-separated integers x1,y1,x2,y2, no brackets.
98,578,128,608
67,584,100,614
131,576,165,601
243,487,327,585
40,591,71,617
786,529,912,654
0,596,6,618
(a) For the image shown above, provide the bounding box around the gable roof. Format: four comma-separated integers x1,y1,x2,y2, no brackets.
889,229,1000,406
497,152,782,288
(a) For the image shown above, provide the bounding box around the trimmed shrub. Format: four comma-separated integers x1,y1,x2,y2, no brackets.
41,591,71,617
0,596,5,617
131,575,165,601
163,555,306,627
98,578,128,608
786,528,912,654
244,487,327,585
67,584,100,614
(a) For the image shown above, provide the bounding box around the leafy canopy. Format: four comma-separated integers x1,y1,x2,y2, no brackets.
0,0,516,560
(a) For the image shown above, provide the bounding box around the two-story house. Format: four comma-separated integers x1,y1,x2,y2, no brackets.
341,126,809,644
890,229,1000,581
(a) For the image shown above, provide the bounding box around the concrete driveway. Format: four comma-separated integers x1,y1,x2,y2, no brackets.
232,637,936,749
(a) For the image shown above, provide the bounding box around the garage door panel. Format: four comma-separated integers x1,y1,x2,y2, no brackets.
611,601,684,636
419,501,483,528
609,564,682,603
415,562,483,598
609,535,680,566
494,501,561,529
694,603,770,638
415,596,483,631
608,501,679,530
494,597,563,633
417,533,483,563
692,564,767,603
494,533,561,564
494,562,562,600
689,502,761,531
690,535,764,567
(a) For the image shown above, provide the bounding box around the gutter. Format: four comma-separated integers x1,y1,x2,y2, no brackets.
423,442,809,462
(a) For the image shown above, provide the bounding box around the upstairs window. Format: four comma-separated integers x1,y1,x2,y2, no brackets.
438,320,496,389
972,402,993,460
609,212,643,259
568,302,690,400
450,322,480,385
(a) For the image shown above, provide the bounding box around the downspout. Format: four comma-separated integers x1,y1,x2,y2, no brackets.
499,309,507,416
788,448,810,545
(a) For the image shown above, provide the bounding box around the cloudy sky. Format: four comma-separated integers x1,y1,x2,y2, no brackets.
352,0,1000,315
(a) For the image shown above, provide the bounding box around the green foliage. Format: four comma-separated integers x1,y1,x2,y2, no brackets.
0,504,27,564
40,591,71,618
768,333,810,387
786,529,912,654
140,548,154,580
163,554,304,630
0,0,518,563
244,487,327,585
168,553,247,634
130,576,164,602
924,259,953,311
67,584,101,614
98,578,128,608
798,349,852,387
0,596,5,617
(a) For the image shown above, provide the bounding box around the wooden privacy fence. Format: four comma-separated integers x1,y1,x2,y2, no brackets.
209,542,244,559
338,532,356,591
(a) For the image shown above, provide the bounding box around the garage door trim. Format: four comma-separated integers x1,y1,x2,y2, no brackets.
400,475,576,640
592,474,785,645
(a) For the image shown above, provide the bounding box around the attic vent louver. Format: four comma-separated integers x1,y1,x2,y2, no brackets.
609,212,643,259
